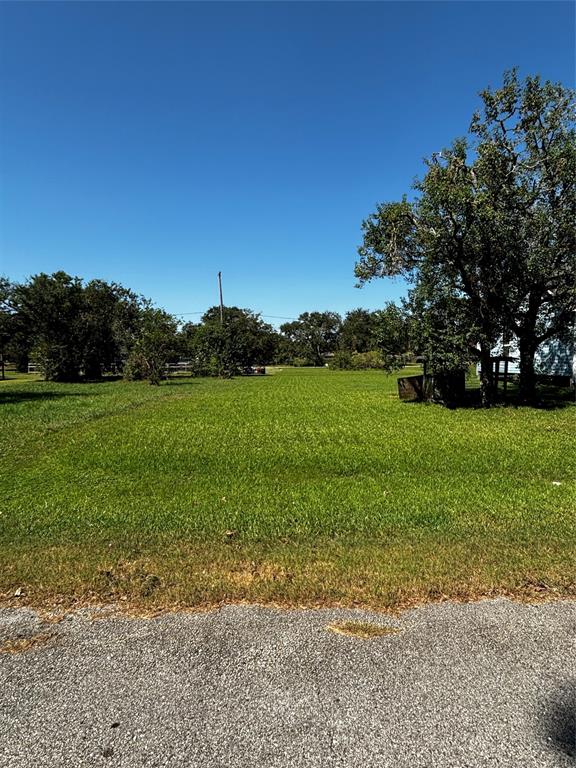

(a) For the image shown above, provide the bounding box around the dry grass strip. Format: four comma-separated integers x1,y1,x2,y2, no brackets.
0,632,54,654
326,621,401,639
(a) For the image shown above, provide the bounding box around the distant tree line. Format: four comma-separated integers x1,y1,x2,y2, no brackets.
280,306,412,371
0,272,413,384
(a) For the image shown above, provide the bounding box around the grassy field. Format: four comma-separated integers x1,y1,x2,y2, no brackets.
1,367,575,611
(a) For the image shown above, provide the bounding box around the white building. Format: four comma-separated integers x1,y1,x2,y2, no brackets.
488,333,576,383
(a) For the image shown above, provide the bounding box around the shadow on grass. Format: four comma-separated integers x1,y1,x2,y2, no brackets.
477,386,574,410
0,376,204,405
0,390,93,405
494,385,576,411
0,376,125,405
404,385,575,410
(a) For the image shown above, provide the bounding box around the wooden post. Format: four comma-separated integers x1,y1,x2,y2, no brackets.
503,358,509,398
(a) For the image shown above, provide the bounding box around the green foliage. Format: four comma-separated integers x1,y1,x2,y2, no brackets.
0,277,12,375
291,356,316,367
408,265,479,375
279,306,411,368
339,309,376,353
356,197,420,283
329,349,407,372
0,279,31,372
470,70,576,400
356,70,576,404
183,306,278,377
13,272,87,381
124,308,178,385
280,311,342,366
7,272,149,381
81,280,143,378
372,303,412,369
352,350,393,370
272,334,298,365
329,350,354,369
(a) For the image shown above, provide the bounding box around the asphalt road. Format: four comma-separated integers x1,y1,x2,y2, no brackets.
1,599,574,767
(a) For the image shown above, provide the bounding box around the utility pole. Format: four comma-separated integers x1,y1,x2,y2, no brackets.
218,271,224,325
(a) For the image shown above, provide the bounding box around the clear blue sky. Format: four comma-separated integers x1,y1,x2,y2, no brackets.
1,2,574,324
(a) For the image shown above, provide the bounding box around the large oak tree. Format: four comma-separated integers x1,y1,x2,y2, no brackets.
356,71,575,404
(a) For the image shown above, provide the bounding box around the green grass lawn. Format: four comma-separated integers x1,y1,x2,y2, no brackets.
1,371,42,383
1,367,575,610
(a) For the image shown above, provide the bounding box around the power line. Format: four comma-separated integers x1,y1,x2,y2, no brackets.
174,311,298,321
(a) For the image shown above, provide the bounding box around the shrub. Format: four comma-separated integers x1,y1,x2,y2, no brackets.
329,351,354,369
329,349,409,372
292,357,316,367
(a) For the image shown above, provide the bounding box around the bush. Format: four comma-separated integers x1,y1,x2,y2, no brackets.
292,357,316,367
329,351,354,369
123,352,148,382
329,350,385,370
33,340,83,382
350,351,385,370
328,349,408,372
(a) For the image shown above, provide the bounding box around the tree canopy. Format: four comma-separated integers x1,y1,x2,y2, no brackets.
182,306,278,376
356,70,576,403
339,309,376,353
124,307,179,385
3,273,158,382
280,312,342,366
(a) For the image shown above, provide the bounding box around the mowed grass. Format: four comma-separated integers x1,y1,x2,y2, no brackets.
1,367,575,610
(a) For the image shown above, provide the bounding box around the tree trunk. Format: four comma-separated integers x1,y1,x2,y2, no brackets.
518,336,537,404
478,343,495,407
